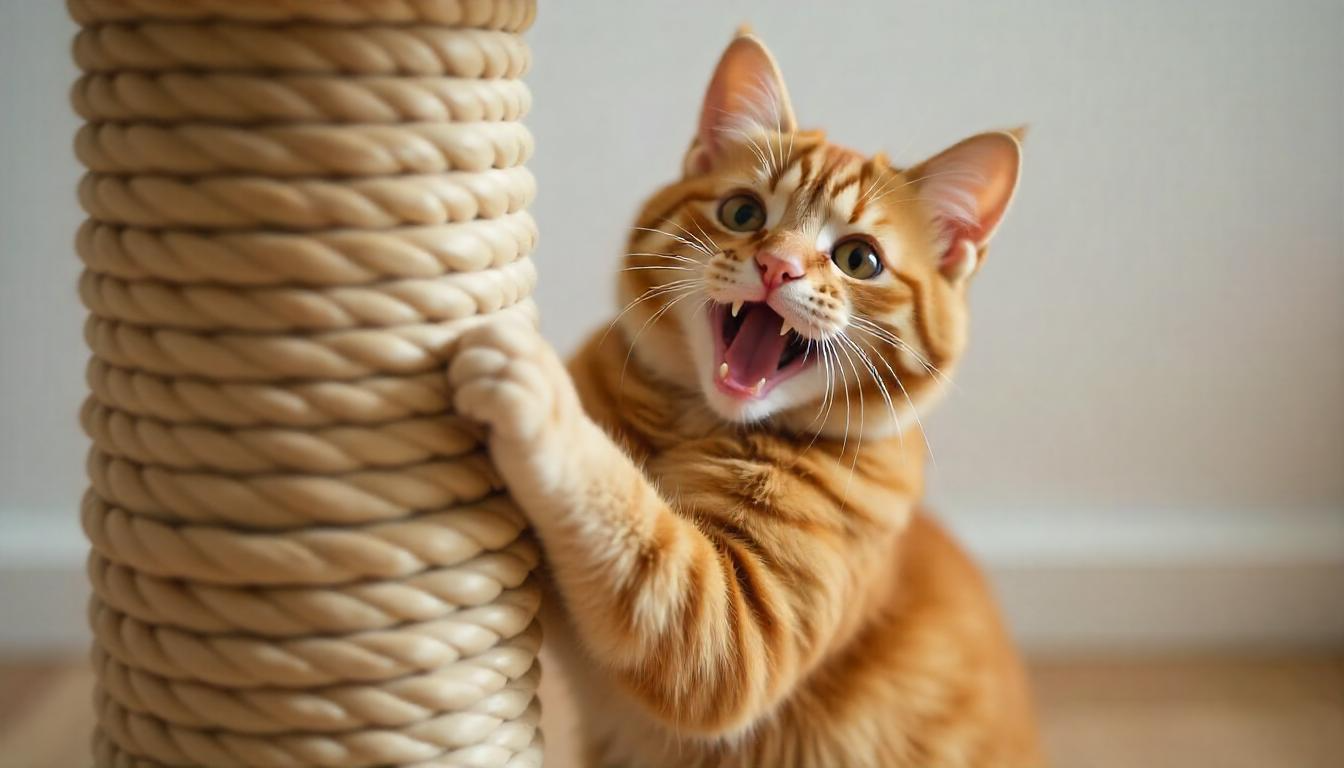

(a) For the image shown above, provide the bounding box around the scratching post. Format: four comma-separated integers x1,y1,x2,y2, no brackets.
70,1,543,765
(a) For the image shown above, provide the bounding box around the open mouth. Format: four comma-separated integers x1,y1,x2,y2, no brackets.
711,301,815,399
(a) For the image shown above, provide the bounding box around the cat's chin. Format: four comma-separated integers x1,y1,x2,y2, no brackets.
700,384,783,423
698,354,830,424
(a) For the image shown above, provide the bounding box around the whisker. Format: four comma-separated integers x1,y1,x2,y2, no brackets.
801,337,839,457
839,330,908,466
736,79,782,178
632,226,714,257
599,279,700,346
860,166,905,208
867,168,986,207
831,338,866,498
831,337,854,462
685,215,722,256
710,119,774,180
659,216,719,258
838,331,900,432
620,265,698,273
623,251,701,265
851,329,939,468
848,316,953,386
619,287,699,387
797,319,832,438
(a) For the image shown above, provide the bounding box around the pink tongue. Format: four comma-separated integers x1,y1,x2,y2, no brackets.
725,306,787,385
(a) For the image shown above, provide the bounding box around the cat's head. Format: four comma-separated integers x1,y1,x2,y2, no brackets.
618,31,1021,438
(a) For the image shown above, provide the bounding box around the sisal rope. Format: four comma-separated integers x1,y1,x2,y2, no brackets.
72,1,543,765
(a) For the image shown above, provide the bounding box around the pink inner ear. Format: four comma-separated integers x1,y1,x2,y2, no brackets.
916,132,1022,262
691,36,796,172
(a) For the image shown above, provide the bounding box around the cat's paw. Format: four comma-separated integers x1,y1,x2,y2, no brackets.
449,316,582,449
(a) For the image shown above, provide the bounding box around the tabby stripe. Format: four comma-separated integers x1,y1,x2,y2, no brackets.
636,191,720,236
891,272,943,367
769,146,808,192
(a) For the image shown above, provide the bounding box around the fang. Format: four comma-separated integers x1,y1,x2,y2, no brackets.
731,301,743,317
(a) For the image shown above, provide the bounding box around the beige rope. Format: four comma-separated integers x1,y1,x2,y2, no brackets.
95,689,542,768
83,493,536,584
87,450,505,528
86,362,451,428
96,647,540,732
88,547,538,635
79,167,535,230
92,730,545,768
77,216,537,286
80,260,537,332
74,24,531,77
76,120,533,176
75,3,543,764
82,404,483,473
70,0,537,30
73,74,531,124
91,601,542,688
86,300,536,382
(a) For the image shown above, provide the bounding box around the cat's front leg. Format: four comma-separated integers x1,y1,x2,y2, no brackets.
449,317,816,735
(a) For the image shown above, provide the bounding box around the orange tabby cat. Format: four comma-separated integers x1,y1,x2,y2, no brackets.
451,30,1042,768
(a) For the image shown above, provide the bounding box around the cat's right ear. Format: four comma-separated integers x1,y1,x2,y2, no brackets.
684,31,796,176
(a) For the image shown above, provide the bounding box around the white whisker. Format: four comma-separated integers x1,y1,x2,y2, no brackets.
849,316,953,387
851,329,939,468
621,265,698,273
600,279,700,346
623,251,701,265
686,215,722,255
830,338,868,504
659,216,719,258
633,226,714,257
801,337,839,457
838,331,900,432
619,287,699,386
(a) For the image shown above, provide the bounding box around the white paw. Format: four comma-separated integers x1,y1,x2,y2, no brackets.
449,316,580,448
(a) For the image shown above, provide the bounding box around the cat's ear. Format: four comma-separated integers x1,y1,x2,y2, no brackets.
684,30,797,176
911,130,1023,282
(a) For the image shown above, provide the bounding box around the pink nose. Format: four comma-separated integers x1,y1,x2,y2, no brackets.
755,250,805,290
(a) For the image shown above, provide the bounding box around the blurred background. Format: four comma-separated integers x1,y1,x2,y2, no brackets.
1,0,1340,765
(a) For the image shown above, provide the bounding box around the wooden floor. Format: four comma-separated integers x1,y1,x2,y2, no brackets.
1,657,1340,767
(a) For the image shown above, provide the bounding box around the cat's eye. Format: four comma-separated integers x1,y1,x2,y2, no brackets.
717,194,767,232
831,238,883,279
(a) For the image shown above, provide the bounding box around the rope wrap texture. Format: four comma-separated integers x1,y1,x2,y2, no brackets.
72,2,543,765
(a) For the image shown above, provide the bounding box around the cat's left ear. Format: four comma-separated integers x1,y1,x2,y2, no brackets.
684,30,797,176
911,130,1024,283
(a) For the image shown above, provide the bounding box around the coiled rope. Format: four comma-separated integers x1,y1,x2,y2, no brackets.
72,1,543,765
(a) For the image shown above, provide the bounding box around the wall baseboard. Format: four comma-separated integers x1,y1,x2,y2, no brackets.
940,505,1344,654
2,506,1341,656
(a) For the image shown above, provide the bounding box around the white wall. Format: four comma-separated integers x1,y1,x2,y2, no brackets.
2,0,1341,652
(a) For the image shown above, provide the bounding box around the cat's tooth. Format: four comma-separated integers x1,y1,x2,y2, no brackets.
779,321,793,337
718,362,729,380
731,300,743,317
753,378,766,395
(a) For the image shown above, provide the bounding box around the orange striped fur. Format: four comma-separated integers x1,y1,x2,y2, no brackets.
450,30,1040,768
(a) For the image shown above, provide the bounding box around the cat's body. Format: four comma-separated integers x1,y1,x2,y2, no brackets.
543,333,1042,767
450,30,1042,768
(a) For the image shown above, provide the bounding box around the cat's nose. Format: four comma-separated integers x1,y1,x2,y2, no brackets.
755,250,805,290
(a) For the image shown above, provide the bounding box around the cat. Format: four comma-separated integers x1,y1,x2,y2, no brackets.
450,28,1042,768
